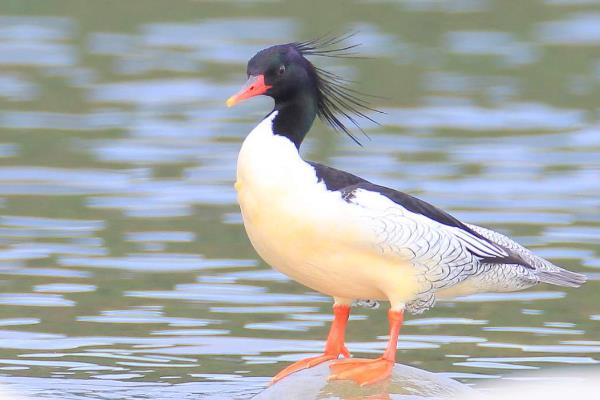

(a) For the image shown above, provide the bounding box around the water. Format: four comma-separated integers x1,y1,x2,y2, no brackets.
0,1,598,399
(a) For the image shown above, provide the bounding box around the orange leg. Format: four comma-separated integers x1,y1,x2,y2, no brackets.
271,303,351,384
329,309,404,386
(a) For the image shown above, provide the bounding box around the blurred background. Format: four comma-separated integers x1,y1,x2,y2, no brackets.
0,0,598,399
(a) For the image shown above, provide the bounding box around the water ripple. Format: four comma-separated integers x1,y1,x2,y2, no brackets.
0,294,74,307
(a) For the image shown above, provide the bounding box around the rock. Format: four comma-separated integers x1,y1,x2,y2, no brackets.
253,361,473,400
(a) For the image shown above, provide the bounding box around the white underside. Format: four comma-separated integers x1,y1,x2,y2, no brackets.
236,113,420,308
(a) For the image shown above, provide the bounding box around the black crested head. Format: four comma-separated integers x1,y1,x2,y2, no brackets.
227,34,380,147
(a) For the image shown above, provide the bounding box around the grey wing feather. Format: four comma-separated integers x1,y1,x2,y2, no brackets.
349,189,585,315
466,223,586,288
359,205,486,313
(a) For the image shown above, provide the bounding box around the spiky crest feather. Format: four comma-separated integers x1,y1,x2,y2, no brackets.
292,34,382,144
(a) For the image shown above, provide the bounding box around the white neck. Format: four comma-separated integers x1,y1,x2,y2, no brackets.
236,111,315,191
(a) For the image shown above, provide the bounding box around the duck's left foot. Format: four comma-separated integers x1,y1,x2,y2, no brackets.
271,352,343,385
328,357,394,386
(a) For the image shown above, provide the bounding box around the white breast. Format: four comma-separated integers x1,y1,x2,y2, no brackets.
235,112,419,306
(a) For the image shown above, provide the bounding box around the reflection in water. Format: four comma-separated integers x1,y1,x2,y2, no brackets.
536,13,600,45
0,0,597,399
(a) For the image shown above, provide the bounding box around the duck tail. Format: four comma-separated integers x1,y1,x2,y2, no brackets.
536,269,587,288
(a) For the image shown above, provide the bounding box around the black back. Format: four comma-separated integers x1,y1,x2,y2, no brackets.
309,161,531,268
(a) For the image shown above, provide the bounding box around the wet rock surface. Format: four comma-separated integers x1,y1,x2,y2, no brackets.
254,361,473,400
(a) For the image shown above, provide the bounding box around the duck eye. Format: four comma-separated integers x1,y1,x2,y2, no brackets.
278,65,286,75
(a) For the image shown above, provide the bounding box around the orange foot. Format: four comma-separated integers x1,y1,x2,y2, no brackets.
271,304,351,385
328,357,394,386
271,350,348,385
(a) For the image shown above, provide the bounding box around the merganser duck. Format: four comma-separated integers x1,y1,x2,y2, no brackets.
226,37,586,386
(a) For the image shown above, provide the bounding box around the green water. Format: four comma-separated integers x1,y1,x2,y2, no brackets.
0,0,598,398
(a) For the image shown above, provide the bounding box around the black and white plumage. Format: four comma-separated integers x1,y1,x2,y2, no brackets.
309,162,585,313
234,111,585,315
228,38,586,316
